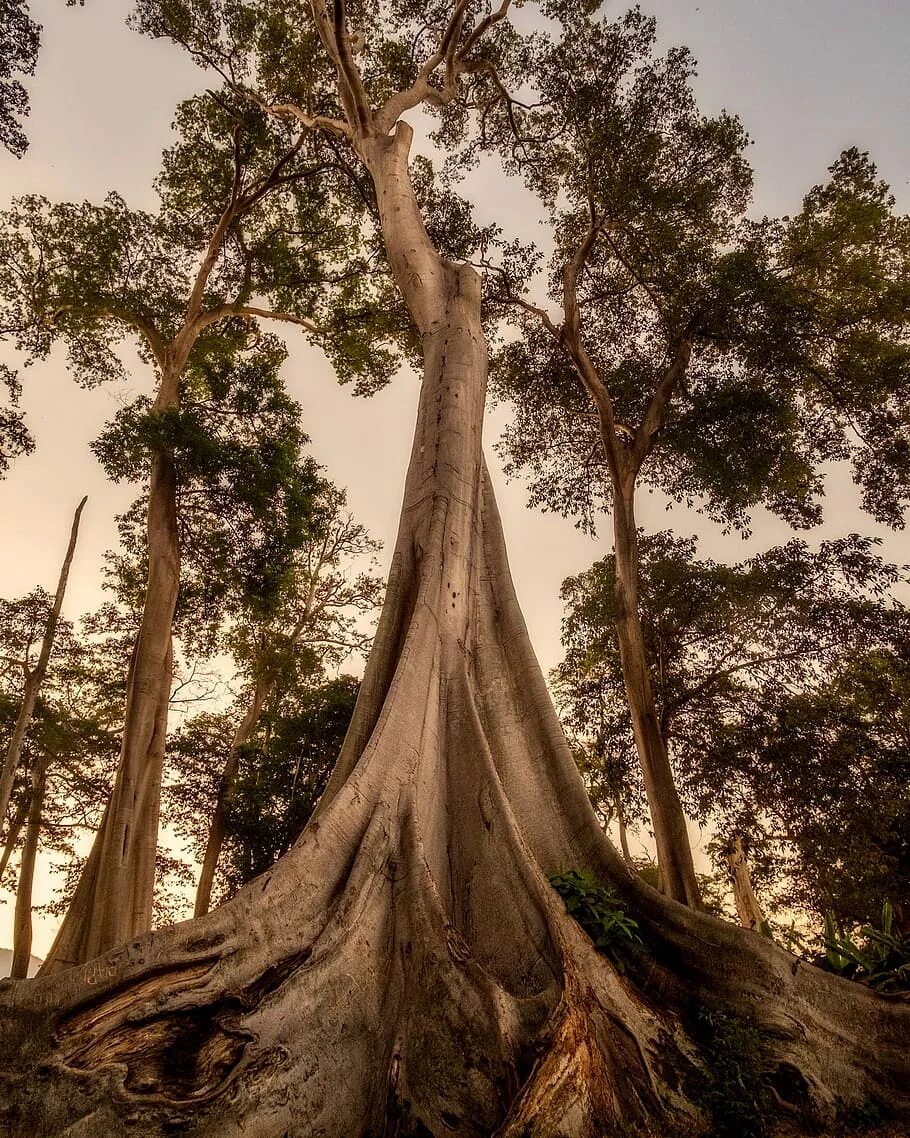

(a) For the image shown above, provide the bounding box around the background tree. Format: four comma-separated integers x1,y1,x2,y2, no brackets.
486,11,910,905
168,674,360,909
191,481,381,915
0,599,130,962
554,530,910,933
0,3,907,1135
0,494,86,828
0,87,397,968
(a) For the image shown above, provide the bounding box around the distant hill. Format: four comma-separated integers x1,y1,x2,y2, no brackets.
0,947,42,978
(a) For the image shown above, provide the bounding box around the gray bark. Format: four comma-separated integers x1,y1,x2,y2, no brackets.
41,443,179,971
0,124,906,1138
611,482,701,907
10,752,48,979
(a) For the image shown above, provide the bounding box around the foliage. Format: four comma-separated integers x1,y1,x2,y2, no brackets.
0,0,40,157
553,531,910,930
549,869,641,971
484,8,910,537
0,597,129,904
820,904,910,993
167,675,359,907
688,1008,767,1138
96,334,328,654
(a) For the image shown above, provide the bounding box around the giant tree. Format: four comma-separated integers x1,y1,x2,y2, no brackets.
487,14,910,904
0,89,393,967
0,3,907,1135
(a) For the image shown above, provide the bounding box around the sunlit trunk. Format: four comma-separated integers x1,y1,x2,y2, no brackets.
0,123,907,1138
727,834,767,932
42,432,179,971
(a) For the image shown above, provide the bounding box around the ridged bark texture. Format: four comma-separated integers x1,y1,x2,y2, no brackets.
0,125,906,1137
41,451,179,971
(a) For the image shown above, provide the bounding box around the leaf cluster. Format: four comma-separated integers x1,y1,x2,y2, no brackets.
549,868,641,970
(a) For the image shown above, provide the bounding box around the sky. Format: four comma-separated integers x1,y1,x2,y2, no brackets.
1,0,909,957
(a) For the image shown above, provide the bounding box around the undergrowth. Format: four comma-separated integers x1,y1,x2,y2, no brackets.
549,870,641,971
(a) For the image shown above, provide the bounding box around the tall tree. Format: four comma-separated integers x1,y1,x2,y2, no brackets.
554,530,910,932
0,89,393,968
487,13,910,904
0,4,907,1134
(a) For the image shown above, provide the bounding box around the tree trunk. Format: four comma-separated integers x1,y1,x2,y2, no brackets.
0,122,906,1137
613,784,633,868
0,496,87,832
40,444,179,971
0,802,26,879
611,483,701,907
193,677,271,918
10,753,49,979
727,834,767,933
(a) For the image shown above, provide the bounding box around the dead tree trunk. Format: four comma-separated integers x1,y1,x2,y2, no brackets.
10,752,49,979
0,496,87,831
0,123,907,1138
41,440,179,972
727,834,767,933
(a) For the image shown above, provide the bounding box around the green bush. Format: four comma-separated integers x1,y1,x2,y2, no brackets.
549,870,642,971
821,902,910,992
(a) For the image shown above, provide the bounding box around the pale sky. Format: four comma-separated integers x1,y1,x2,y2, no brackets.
1,0,909,957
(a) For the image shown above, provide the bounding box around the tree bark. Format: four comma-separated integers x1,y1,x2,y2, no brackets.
41,438,179,971
727,834,767,933
0,123,906,1138
10,753,49,979
0,496,87,832
193,676,271,918
0,802,26,879
610,479,701,907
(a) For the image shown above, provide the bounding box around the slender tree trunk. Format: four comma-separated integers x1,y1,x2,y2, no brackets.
727,834,767,932
42,428,180,971
611,480,701,906
10,754,49,979
193,677,271,918
0,496,87,832
612,780,633,868
0,121,907,1138
0,802,26,878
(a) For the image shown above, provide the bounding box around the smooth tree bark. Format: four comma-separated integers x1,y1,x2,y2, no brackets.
0,29,908,1126
0,495,87,831
42,372,181,970
41,148,327,970
557,252,701,905
10,751,50,979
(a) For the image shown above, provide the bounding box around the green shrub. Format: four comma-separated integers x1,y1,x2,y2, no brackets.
689,1008,766,1138
822,902,910,992
549,870,642,971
